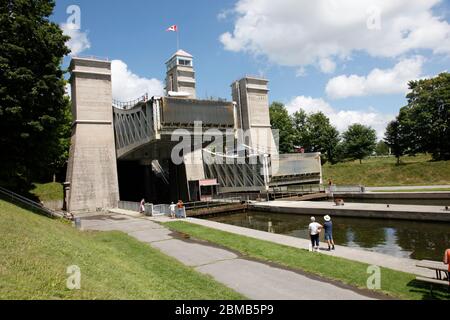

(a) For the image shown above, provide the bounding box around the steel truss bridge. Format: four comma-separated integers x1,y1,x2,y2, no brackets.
112,94,322,193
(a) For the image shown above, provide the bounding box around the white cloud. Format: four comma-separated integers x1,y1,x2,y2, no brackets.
319,58,336,74
111,60,164,101
61,23,91,56
220,0,450,72
325,56,425,98
286,96,394,139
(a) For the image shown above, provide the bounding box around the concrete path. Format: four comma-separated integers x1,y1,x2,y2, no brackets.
251,200,450,222
79,212,378,300
170,217,434,278
366,185,450,191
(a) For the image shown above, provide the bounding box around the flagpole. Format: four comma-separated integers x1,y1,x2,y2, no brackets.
177,28,180,50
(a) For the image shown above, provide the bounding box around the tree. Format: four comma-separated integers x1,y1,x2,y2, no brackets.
269,102,294,153
375,140,389,156
291,109,309,149
384,120,404,164
0,0,71,191
290,109,341,164
402,73,450,160
342,124,377,164
303,112,341,164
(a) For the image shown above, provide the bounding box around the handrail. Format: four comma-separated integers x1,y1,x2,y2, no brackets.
0,186,63,219
113,93,149,110
184,197,243,210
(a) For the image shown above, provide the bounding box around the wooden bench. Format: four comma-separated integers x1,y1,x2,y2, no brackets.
415,260,449,294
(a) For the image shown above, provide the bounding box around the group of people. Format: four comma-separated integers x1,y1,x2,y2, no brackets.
308,215,335,252
169,200,185,219
139,199,186,218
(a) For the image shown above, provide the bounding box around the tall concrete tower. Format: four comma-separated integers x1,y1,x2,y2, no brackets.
231,76,278,154
65,57,120,213
165,49,196,98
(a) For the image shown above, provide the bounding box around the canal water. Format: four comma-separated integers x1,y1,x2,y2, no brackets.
206,211,450,261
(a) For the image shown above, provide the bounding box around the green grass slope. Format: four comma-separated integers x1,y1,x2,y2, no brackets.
0,200,244,300
323,154,450,187
30,182,63,202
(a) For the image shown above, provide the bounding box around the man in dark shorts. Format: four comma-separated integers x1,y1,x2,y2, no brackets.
323,215,335,251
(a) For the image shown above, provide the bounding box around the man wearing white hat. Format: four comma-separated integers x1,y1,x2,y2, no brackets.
323,215,335,251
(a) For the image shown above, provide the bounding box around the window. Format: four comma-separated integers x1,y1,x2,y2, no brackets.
178,59,192,66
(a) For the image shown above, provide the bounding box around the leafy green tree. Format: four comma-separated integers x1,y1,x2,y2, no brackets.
0,0,71,191
291,109,309,148
342,124,377,164
402,73,450,160
269,102,294,153
375,140,389,156
384,120,405,164
304,112,341,164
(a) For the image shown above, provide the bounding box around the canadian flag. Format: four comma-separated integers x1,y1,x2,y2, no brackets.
166,25,177,32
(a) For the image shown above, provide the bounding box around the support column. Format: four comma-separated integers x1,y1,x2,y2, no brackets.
65,57,120,213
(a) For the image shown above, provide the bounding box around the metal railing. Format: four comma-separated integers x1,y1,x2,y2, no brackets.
153,204,171,215
117,201,186,217
118,200,141,212
0,186,63,219
184,197,243,211
113,93,149,110
328,185,365,193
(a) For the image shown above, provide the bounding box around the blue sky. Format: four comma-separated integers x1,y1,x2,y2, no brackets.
52,0,450,137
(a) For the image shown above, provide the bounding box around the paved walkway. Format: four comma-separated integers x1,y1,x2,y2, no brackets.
251,200,450,222
79,211,379,300
170,217,434,278
366,185,450,191
253,200,447,215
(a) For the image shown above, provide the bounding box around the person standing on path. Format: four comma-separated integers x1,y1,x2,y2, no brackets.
169,202,176,219
308,217,322,252
139,199,146,214
323,215,335,251
176,200,185,218
444,248,450,274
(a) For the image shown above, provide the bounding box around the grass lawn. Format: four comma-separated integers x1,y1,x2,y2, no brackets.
164,221,449,300
30,182,63,202
323,154,450,187
0,199,244,300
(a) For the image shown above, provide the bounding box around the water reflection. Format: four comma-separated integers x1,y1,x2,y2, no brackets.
207,211,450,260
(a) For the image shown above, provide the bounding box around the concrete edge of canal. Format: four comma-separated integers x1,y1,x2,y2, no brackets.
250,200,450,222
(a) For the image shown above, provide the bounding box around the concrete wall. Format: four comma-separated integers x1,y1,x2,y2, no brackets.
251,203,450,222
232,77,278,155
65,58,120,213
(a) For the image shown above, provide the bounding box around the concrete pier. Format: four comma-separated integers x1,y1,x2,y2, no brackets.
250,200,450,222
65,58,120,213
334,191,450,201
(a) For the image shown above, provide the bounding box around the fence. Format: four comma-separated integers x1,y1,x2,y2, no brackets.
184,197,242,211
328,185,365,193
118,201,141,212
0,186,63,219
118,201,186,217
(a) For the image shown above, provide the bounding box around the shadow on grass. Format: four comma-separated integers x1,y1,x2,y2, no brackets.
407,279,450,300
